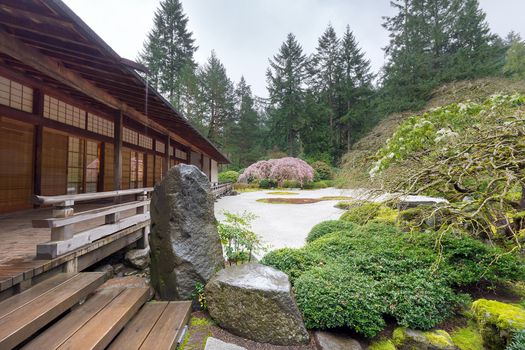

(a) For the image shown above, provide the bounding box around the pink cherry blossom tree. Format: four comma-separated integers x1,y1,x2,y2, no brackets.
238,157,314,185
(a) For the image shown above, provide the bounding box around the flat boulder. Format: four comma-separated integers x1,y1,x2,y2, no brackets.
393,328,458,350
314,331,363,350
206,263,309,346
125,248,150,270
150,164,224,300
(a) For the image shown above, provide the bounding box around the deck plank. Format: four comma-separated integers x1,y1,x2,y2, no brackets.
0,272,105,349
23,288,123,350
139,301,192,350
107,302,168,350
0,273,76,319
57,287,149,350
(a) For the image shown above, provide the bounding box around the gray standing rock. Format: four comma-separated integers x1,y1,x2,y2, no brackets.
125,248,150,270
150,164,224,300
206,263,309,346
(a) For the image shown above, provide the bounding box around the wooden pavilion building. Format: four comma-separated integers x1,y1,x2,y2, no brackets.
0,0,229,215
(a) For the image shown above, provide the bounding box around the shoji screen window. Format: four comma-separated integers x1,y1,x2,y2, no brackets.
130,151,144,189
67,137,84,194
85,141,100,193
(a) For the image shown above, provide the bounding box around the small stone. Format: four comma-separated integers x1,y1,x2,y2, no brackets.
393,328,458,350
113,263,125,277
206,263,309,346
93,264,114,278
315,331,363,350
125,248,150,270
204,337,246,350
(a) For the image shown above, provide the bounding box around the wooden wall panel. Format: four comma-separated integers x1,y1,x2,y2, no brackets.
41,129,67,196
0,117,34,212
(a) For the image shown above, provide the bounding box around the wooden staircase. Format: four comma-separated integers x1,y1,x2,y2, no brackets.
0,272,192,350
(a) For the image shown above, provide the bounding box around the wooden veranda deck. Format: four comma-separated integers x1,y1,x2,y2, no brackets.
0,202,148,294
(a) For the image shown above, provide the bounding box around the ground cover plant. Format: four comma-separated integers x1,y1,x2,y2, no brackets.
261,221,525,338
218,211,265,265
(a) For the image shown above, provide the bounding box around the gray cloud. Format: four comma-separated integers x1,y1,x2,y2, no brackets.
63,0,524,98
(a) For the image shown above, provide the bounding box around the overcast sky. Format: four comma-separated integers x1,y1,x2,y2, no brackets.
63,0,525,98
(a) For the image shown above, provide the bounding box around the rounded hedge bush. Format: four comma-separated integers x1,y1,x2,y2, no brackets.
294,264,386,337
261,222,525,337
306,220,355,243
218,170,239,183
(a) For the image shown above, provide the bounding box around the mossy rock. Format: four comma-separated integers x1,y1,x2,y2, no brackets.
471,299,525,350
393,327,458,350
369,339,397,350
450,325,484,350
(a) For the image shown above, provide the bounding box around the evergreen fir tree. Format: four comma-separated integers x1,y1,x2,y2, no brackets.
139,0,197,108
198,51,235,146
338,26,375,152
449,0,502,78
266,33,308,156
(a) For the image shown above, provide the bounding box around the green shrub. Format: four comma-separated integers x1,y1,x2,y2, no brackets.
261,222,525,337
340,202,398,225
311,161,333,181
260,248,322,282
282,180,301,188
507,330,525,350
218,170,239,183
306,220,355,243
258,179,277,189
381,270,468,330
294,265,386,337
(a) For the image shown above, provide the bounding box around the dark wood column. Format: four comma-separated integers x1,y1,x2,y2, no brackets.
113,110,123,191
164,136,170,174
33,89,44,199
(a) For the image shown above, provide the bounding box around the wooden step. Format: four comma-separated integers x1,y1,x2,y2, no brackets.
0,272,105,349
108,301,192,350
23,288,123,350
29,287,150,350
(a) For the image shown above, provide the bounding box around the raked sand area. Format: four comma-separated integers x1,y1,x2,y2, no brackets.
214,188,374,255
214,188,446,256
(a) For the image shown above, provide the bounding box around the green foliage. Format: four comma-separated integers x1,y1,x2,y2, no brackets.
262,222,525,336
504,38,525,80
191,282,207,310
218,211,265,265
339,202,397,225
311,161,333,181
507,330,525,350
294,265,386,337
306,220,355,243
218,170,239,184
258,179,277,189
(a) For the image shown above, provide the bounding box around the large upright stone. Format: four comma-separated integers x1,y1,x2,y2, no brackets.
206,263,310,346
150,164,224,300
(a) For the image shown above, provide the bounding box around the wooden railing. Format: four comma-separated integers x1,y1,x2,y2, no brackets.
33,188,153,259
211,182,233,198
